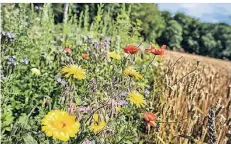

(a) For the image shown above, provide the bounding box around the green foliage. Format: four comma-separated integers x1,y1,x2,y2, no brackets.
1,3,163,144
158,20,183,50
158,12,231,60
130,4,166,41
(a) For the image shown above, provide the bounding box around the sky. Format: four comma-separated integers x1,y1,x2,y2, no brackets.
158,4,231,25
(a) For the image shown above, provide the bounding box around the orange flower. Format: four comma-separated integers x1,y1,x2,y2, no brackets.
64,47,72,54
82,53,89,59
123,45,140,54
145,44,166,56
144,112,157,126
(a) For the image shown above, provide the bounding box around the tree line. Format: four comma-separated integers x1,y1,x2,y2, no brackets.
33,3,231,60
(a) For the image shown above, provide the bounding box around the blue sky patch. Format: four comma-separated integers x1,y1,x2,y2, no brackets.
158,4,231,25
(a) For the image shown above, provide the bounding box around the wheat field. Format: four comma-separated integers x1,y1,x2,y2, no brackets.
156,51,231,143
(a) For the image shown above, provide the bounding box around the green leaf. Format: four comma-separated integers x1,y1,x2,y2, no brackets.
124,140,133,144
18,113,27,124
119,125,126,134
24,134,38,144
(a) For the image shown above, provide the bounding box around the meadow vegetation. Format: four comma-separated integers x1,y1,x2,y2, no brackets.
1,3,231,144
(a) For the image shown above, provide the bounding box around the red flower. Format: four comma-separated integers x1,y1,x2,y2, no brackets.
123,45,140,54
82,53,89,59
144,112,157,126
145,44,166,56
64,47,72,54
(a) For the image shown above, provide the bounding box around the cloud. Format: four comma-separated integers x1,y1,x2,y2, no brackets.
157,3,231,25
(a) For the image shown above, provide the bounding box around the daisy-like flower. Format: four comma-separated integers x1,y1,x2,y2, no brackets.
108,51,121,60
126,91,146,108
89,114,106,134
31,68,41,75
61,64,86,80
41,110,80,142
123,67,144,80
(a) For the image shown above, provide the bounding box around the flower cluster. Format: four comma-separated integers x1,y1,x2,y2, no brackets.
6,55,17,66
39,42,165,142
1,30,16,39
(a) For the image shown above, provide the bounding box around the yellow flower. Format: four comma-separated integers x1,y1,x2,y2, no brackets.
31,68,41,75
123,67,144,80
108,51,121,60
89,114,106,134
126,91,146,108
41,110,80,142
61,64,86,80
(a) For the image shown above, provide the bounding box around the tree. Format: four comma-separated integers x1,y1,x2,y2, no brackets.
157,20,183,50
173,13,201,54
161,11,172,22
130,4,166,41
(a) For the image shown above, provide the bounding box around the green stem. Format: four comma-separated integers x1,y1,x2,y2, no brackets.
144,55,156,75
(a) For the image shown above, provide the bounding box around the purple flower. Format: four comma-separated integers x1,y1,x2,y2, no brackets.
21,57,30,65
117,100,128,106
91,79,97,93
55,76,67,87
82,140,95,144
78,106,91,113
144,89,150,96
55,76,62,83
104,43,110,49
1,30,16,39
6,55,17,66
92,40,99,47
